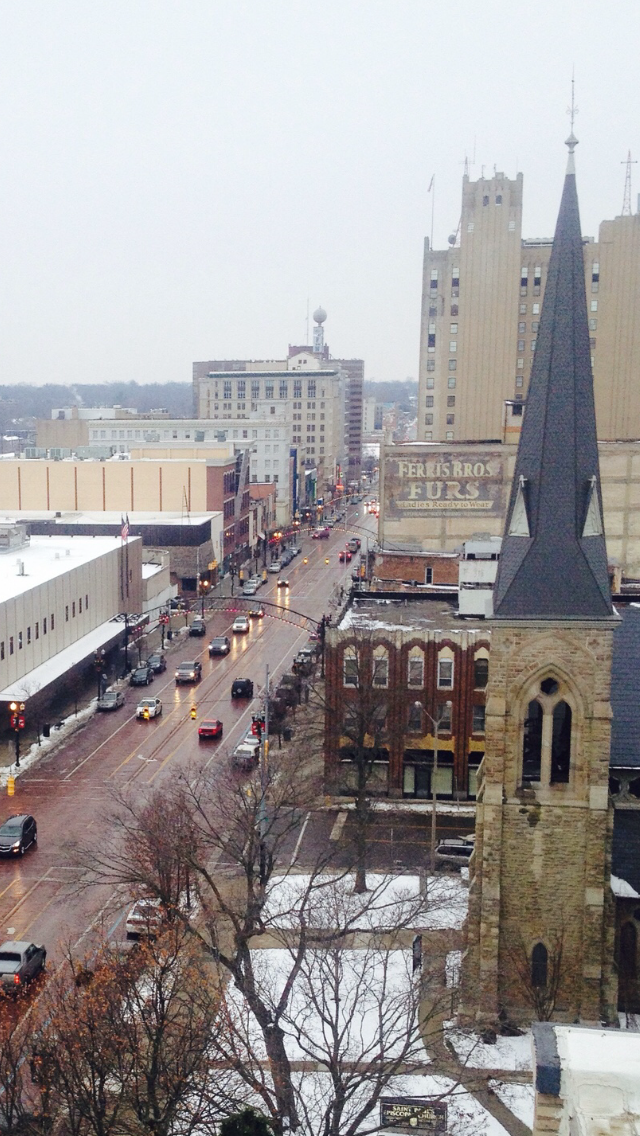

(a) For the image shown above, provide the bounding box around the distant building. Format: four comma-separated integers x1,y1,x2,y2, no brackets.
418,169,640,444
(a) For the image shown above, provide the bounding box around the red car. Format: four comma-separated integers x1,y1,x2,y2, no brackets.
312,528,330,539
198,718,223,741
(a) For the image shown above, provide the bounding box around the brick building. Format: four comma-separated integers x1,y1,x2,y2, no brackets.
324,598,489,800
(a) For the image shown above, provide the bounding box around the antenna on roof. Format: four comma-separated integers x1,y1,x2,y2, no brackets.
621,150,637,216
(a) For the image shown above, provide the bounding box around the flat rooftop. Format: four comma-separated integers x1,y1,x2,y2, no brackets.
0,535,137,604
339,596,480,634
0,511,221,527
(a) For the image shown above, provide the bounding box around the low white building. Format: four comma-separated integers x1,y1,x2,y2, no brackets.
0,525,142,709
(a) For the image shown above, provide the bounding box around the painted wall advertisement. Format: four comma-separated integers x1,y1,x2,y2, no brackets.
385,450,504,517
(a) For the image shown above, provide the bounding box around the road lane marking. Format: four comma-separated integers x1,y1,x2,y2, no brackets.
290,811,311,867
329,811,347,841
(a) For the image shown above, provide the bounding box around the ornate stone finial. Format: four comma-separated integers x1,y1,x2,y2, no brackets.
565,75,579,171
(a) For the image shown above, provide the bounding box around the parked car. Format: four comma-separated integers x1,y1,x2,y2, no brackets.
232,616,250,633
0,815,37,856
434,837,475,870
209,636,231,656
136,697,163,720
147,653,167,673
0,941,46,992
277,578,289,589
97,690,126,711
198,718,223,741
189,617,207,637
291,545,301,556
125,897,164,941
231,678,254,699
248,606,265,619
175,660,202,683
130,665,154,687
251,574,264,587
280,550,293,566
268,561,281,573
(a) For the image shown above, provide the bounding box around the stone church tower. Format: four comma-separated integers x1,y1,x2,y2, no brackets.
459,138,619,1027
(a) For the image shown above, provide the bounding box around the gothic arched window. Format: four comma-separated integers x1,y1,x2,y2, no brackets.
522,700,543,782
551,701,572,783
531,942,548,988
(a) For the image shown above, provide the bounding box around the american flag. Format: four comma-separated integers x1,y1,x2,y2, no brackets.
121,515,129,541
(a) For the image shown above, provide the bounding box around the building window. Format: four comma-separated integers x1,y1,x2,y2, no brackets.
447,396,455,407
72,601,76,618
429,305,437,317
512,403,523,415
65,606,69,622
426,396,434,408
448,377,456,389
438,701,452,731
251,381,260,399
522,700,543,781
531,321,539,332
518,321,526,333
427,334,435,352
519,303,527,314
43,618,47,635
407,649,424,688
425,415,433,425
343,648,358,688
9,637,13,656
482,194,489,206
18,632,22,650
518,340,525,352
51,613,55,630
426,359,435,372
521,267,528,290
516,375,524,387
407,702,423,732
509,220,516,231
451,304,458,316
78,598,82,614
446,431,454,440
426,377,435,389
472,704,486,733
448,359,457,371
590,300,598,312
450,323,458,334
27,627,31,645
0,642,3,661
532,303,540,314
446,414,455,425
531,943,548,989
265,383,274,399
589,338,596,350
279,382,288,399
425,567,433,584
85,595,89,609
517,358,524,369
449,340,457,352
496,193,502,204
551,701,572,783
430,269,438,289
467,222,474,232
437,657,453,689
425,431,432,440
474,657,489,688
307,382,316,398
531,340,537,352
372,647,389,688
223,382,232,399
589,318,597,331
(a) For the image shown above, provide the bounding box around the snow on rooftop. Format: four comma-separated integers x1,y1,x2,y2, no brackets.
0,536,135,605
142,563,163,579
447,1026,533,1072
0,510,221,525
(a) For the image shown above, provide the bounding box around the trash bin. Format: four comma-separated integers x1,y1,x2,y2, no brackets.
283,726,292,742
43,724,50,738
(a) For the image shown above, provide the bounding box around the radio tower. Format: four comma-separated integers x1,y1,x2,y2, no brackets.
621,150,637,216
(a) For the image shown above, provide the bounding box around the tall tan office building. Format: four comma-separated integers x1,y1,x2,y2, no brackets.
417,171,640,443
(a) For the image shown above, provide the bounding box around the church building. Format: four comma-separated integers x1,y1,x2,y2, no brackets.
459,131,619,1026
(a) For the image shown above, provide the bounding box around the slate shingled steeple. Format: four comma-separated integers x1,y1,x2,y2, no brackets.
492,142,613,620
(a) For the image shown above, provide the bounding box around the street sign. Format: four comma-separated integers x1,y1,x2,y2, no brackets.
380,1100,447,1132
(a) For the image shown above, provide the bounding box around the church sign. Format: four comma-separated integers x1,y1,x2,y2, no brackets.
386,450,504,517
380,1098,447,1132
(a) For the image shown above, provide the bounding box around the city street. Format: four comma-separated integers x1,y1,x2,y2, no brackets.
0,505,379,977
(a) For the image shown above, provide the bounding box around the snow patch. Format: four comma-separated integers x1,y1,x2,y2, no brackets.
488,1079,535,1127
447,1027,533,1071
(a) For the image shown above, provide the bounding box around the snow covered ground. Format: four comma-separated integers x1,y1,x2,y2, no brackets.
488,1079,535,1128
447,1026,533,1071
0,700,96,784
262,872,468,932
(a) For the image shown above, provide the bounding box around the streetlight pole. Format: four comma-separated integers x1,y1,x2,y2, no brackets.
258,664,269,883
416,700,452,874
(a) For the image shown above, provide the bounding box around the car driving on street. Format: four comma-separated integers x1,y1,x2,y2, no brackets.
136,697,163,720
0,814,37,855
130,664,154,686
175,660,202,683
232,615,250,633
231,678,254,699
198,718,223,740
208,636,231,656
0,941,46,993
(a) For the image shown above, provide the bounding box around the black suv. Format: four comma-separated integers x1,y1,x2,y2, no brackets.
189,618,207,637
175,661,202,684
231,678,254,699
0,815,37,856
147,653,167,673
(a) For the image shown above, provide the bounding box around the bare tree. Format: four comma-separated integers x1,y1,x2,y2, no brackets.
71,751,463,1135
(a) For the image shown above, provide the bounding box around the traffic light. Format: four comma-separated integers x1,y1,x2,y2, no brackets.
190,705,197,720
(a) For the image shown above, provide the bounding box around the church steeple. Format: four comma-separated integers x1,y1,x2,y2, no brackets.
492,143,612,620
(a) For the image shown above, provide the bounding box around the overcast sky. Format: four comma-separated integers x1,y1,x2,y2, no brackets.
0,2,638,389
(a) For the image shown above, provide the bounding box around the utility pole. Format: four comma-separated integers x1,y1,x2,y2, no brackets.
258,664,269,883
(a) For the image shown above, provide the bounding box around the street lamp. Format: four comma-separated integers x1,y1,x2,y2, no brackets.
414,700,453,874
